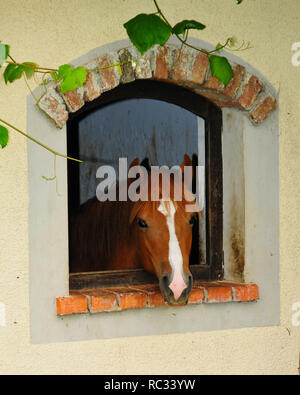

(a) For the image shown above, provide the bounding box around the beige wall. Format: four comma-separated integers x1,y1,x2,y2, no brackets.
0,0,299,374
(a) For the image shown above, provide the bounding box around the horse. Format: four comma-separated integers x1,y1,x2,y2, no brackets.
70,155,201,304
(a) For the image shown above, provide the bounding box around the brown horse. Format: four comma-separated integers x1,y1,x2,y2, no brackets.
70,155,200,304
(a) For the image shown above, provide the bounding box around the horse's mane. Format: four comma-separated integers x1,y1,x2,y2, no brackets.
70,187,136,272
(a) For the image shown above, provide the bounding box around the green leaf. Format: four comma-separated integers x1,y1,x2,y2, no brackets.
4,63,16,83
236,0,243,4
215,43,223,52
3,62,37,83
57,64,72,80
209,55,233,87
3,63,24,83
228,36,237,47
0,43,10,67
22,62,38,79
0,125,9,149
124,13,172,55
50,71,58,83
172,20,206,35
57,64,87,94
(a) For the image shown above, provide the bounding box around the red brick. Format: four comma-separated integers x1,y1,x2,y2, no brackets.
154,46,169,80
203,76,223,91
61,88,84,112
83,290,118,313
119,291,147,310
194,88,230,103
223,64,245,100
38,88,68,129
188,287,205,304
83,71,101,102
58,282,259,315
238,75,262,110
56,295,88,316
189,52,209,85
233,283,259,301
97,53,120,92
170,49,189,81
148,291,166,308
133,284,181,307
135,57,152,79
203,284,233,303
103,287,147,310
250,96,277,123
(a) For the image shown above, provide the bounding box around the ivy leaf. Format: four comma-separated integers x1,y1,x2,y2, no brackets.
124,13,172,55
4,63,23,83
228,36,237,47
215,43,223,52
22,62,38,79
0,125,9,149
172,20,206,35
0,43,10,67
50,71,58,83
3,62,38,83
57,64,72,80
209,55,233,87
57,64,87,94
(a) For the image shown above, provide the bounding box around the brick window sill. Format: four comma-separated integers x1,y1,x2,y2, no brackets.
56,282,259,316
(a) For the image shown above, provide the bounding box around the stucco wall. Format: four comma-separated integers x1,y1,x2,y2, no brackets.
0,0,299,374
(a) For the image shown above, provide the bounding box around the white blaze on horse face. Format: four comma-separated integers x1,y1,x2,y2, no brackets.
157,200,187,300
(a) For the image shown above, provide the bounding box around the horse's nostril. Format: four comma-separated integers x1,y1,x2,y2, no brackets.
160,274,172,296
162,274,169,286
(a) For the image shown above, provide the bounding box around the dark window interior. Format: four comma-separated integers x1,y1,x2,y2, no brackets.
67,80,223,290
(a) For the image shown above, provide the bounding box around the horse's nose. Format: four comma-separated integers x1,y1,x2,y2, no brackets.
179,274,193,302
159,272,193,304
159,274,174,300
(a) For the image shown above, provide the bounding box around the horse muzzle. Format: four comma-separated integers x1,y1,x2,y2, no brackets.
159,272,193,304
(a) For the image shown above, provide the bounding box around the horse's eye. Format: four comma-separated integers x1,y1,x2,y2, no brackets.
137,218,148,228
189,214,196,225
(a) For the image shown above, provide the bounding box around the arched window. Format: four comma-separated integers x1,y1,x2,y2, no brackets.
27,40,278,343
67,80,223,291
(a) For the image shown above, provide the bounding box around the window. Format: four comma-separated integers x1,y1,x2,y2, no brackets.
27,40,278,343
66,80,223,292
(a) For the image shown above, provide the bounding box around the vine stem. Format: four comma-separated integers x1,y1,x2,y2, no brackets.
88,61,131,72
0,118,83,163
23,74,39,105
153,0,231,56
5,60,132,74
6,61,58,72
42,154,61,195
153,0,208,56
8,54,17,63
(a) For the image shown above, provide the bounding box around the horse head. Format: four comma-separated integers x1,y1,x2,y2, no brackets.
128,155,200,304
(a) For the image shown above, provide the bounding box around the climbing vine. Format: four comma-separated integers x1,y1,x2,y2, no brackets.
0,0,248,159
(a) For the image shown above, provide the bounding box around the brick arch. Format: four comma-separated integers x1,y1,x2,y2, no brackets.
39,43,277,129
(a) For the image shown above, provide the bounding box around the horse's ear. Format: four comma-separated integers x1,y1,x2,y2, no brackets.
180,154,194,184
180,154,193,172
140,157,151,172
129,158,140,169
